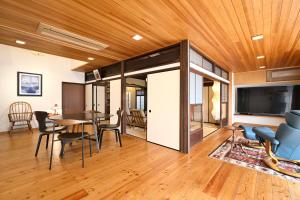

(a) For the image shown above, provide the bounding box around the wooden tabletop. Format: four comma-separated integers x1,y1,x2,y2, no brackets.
48,112,111,121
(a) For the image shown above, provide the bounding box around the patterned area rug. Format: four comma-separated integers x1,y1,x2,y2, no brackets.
209,136,300,183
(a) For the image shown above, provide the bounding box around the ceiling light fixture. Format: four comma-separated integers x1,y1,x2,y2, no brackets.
132,34,143,41
257,55,265,59
251,34,264,41
16,40,26,45
259,66,266,69
88,57,95,61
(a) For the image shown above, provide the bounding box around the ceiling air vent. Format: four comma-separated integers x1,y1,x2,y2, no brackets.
267,67,300,82
37,23,108,51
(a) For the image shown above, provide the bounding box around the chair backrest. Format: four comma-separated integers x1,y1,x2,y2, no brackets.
115,109,123,127
9,101,33,121
275,111,300,160
34,111,48,132
131,109,147,127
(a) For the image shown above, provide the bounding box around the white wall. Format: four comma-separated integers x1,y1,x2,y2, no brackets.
0,44,86,132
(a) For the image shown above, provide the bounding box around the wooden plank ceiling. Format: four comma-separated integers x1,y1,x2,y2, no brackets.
0,0,300,72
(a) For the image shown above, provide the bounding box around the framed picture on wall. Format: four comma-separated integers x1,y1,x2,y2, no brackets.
17,72,42,96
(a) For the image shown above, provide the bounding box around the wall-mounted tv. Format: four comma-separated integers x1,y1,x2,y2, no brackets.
236,85,300,116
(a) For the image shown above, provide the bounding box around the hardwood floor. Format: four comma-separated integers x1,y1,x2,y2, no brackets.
0,127,299,200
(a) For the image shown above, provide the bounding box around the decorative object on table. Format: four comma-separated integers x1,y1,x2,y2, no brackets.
8,101,33,134
93,69,101,80
17,72,42,96
98,109,123,149
52,104,60,115
209,136,300,183
34,111,66,156
253,110,300,178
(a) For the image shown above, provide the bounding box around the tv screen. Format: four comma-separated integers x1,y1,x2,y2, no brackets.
237,85,300,116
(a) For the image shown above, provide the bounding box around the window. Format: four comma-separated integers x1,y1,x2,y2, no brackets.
126,91,131,109
136,89,145,110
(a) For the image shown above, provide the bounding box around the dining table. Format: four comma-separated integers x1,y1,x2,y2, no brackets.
48,112,112,152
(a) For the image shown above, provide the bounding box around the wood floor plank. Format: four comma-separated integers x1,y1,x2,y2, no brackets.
0,128,299,200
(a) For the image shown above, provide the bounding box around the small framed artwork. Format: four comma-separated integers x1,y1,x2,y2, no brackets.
17,72,42,96
93,69,101,80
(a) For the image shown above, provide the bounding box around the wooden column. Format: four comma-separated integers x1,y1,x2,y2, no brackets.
121,61,126,134
180,40,190,153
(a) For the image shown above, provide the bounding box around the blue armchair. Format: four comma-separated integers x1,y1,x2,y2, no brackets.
254,110,300,178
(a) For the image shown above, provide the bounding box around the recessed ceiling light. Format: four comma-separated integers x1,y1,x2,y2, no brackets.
132,34,143,41
88,57,95,61
251,34,264,41
16,40,26,45
256,55,265,59
259,66,266,69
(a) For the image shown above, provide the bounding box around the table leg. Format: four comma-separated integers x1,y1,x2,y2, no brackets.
93,121,100,152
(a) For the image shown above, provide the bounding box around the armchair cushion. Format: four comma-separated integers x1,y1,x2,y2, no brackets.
286,111,300,129
274,123,300,160
239,125,257,140
253,127,278,151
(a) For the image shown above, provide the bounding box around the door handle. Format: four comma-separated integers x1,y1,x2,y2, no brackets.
149,110,151,113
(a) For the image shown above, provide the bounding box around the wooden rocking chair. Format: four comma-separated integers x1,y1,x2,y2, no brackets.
8,101,33,134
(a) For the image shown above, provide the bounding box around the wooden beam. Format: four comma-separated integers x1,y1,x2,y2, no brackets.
180,40,190,153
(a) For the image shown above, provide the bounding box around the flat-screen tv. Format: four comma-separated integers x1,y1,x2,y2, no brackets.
236,85,300,116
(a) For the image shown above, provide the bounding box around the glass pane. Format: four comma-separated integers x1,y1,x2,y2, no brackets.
141,96,144,110
136,96,141,110
190,73,196,104
203,58,213,71
221,70,228,80
190,49,203,67
222,84,228,103
195,75,203,104
215,66,221,76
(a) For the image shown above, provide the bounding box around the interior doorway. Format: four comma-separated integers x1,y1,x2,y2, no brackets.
125,74,147,139
62,82,85,115
202,77,221,137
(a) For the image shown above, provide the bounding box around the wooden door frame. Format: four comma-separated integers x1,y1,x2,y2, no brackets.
62,82,85,115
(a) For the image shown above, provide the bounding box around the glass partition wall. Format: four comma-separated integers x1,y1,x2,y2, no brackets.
189,47,229,149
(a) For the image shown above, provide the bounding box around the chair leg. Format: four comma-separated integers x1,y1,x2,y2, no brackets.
88,135,92,157
117,130,122,147
9,122,14,135
49,132,55,170
46,134,49,149
35,134,43,157
60,140,65,158
81,126,85,168
27,121,33,133
99,129,104,149
115,130,118,142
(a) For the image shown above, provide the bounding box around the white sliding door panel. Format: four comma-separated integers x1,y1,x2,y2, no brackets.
110,79,121,126
85,84,93,111
97,86,105,113
147,70,180,150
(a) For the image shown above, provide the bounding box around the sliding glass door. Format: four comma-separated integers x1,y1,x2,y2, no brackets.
189,71,203,147
221,83,229,126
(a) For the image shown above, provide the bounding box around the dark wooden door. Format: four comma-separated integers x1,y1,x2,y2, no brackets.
62,82,85,115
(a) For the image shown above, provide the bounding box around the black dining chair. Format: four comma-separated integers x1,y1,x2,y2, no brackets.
49,119,92,170
98,109,123,149
34,111,66,157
